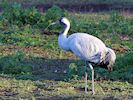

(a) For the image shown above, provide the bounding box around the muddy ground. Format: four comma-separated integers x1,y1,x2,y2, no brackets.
34,3,133,12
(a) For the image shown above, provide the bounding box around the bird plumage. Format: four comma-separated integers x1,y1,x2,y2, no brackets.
56,17,116,71
59,33,107,63
51,17,116,94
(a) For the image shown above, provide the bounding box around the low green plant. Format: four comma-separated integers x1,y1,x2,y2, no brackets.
0,51,32,75
45,5,68,25
70,12,133,36
67,62,86,80
67,52,133,83
68,63,78,79
95,52,133,83
107,11,133,35
2,2,43,27
69,16,100,36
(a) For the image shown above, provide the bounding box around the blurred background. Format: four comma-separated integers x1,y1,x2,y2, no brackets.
0,0,132,99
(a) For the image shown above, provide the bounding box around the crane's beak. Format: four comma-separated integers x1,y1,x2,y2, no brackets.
51,21,60,25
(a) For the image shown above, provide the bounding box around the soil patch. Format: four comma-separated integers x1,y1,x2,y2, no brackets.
28,3,133,12
1,3,133,12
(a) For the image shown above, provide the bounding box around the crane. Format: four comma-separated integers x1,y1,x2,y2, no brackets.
49,17,116,95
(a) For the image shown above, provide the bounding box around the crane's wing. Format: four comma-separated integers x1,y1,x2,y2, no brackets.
68,33,107,63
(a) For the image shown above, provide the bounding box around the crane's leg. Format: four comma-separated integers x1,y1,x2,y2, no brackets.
85,61,88,93
89,63,95,95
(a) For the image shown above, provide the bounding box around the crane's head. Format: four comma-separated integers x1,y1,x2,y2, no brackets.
100,48,116,71
51,17,70,27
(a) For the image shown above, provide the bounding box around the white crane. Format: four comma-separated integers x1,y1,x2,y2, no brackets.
50,17,116,95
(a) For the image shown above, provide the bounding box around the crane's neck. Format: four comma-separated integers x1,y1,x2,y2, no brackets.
58,24,70,51
60,24,70,36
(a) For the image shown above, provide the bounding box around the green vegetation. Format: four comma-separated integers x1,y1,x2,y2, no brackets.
0,75,132,99
0,2,133,46
2,2,42,26
0,76,36,99
0,2,132,100
0,51,32,75
68,52,133,83
45,5,67,25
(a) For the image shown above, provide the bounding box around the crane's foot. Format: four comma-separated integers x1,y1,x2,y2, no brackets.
85,87,88,93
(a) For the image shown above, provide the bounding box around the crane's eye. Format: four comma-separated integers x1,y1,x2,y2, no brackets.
59,18,66,26
59,18,63,23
